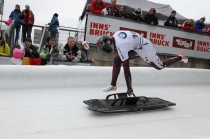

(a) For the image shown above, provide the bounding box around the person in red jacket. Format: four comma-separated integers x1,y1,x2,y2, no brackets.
181,19,196,32
106,0,119,16
90,0,106,15
19,4,35,42
205,26,210,35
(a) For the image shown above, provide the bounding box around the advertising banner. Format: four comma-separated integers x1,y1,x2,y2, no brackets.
85,15,210,59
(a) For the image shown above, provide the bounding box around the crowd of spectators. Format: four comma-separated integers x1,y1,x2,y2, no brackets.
89,0,159,25
10,36,95,65
2,4,95,65
88,0,209,34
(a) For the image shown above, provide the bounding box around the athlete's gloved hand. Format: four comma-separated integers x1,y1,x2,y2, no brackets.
46,53,51,59
52,52,59,57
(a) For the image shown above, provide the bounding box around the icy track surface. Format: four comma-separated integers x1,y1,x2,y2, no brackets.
0,66,210,139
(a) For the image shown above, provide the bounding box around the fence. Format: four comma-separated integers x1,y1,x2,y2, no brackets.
38,25,84,52
0,20,85,53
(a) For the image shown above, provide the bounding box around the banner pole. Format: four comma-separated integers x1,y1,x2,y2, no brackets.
0,15,3,30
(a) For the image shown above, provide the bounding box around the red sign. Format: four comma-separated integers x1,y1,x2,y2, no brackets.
197,41,210,53
119,27,147,38
89,22,115,36
150,32,169,47
173,37,195,50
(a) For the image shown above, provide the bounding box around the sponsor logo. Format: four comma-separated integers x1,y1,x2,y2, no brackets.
118,32,127,39
89,22,115,36
172,37,195,50
196,40,210,53
119,27,147,38
150,32,169,47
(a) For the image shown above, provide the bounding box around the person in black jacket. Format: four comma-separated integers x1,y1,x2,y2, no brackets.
23,38,40,58
143,8,158,25
164,10,178,28
116,6,129,19
131,6,143,21
59,37,81,63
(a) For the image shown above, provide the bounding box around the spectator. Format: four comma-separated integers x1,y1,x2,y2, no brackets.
86,4,91,12
78,41,89,60
9,4,22,43
40,36,59,65
181,19,195,32
59,37,81,63
131,6,143,21
205,26,210,35
76,41,83,47
48,13,59,38
80,4,91,21
144,8,158,25
164,10,178,28
19,4,35,42
194,17,206,33
22,38,40,58
76,41,96,64
90,0,106,15
106,0,119,17
0,32,10,56
116,6,129,19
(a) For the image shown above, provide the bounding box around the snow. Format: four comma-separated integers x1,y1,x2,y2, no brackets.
0,66,210,139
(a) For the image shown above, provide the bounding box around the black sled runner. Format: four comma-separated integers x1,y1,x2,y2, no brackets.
83,93,176,114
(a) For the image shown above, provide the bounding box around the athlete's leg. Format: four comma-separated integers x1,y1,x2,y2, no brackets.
103,50,138,92
102,55,122,92
162,56,182,67
122,60,133,93
122,50,138,93
111,50,138,87
111,55,122,86
150,56,182,70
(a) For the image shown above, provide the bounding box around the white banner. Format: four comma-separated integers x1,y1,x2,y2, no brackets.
0,0,4,15
85,15,210,59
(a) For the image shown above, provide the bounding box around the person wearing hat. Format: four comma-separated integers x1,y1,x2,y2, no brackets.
22,38,40,58
48,13,60,38
143,8,158,25
40,36,60,65
19,4,35,42
164,10,178,28
194,17,206,33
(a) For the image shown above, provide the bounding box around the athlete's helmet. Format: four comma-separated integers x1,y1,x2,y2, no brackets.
96,35,115,55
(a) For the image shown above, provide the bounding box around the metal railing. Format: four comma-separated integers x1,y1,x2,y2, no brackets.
0,20,85,53
38,24,84,52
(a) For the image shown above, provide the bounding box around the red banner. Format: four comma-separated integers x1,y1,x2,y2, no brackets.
172,37,195,50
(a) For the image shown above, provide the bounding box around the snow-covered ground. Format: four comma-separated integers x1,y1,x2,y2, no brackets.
0,66,210,139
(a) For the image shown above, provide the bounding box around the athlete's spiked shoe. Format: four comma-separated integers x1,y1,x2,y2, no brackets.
179,52,188,63
102,85,117,92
